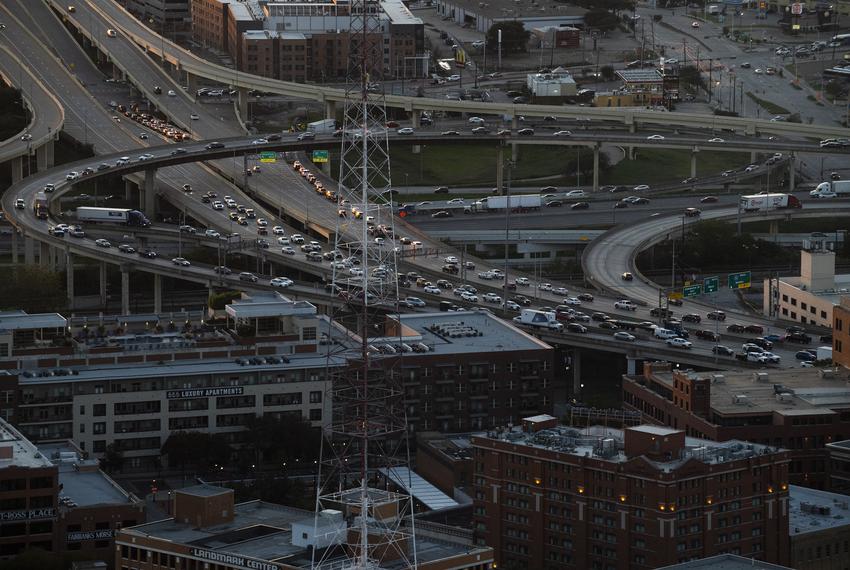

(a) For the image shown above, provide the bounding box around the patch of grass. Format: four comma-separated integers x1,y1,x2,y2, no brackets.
745,91,791,115
600,149,750,185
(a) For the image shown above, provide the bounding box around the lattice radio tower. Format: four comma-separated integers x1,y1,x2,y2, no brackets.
311,0,417,566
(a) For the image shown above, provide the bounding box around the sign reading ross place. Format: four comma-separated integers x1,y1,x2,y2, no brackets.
191,548,279,570
166,387,244,399
0,508,56,522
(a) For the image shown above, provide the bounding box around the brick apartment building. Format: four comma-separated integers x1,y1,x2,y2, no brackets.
623,362,850,489
833,296,849,368
190,0,425,82
472,415,792,570
0,299,559,473
0,418,142,561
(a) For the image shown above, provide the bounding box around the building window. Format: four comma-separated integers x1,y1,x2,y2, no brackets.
782,294,788,302
93,404,106,417
309,391,322,403
838,319,844,332
810,306,816,314
801,302,807,310
837,340,843,353
93,440,106,453
791,312,797,319
93,422,106,435
309,408,322,421
791,298,797,306
303,327,317,341
821,310,827,319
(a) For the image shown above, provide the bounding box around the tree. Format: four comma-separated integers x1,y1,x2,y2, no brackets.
240,414,321,469
0,266,65,313
678,65,706,90
600,65,616,81
485,21,531,55
102,443,124,474
584,10,620,31
161,431,232,472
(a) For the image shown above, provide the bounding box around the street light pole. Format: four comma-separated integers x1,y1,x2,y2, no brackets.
501,154,514,311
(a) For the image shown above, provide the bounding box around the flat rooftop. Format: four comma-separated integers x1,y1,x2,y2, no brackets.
437,0,585,20
789,485,850,535
644,367,850,416
381,0,422,25
779,273,850,305
0,310,66,331
39,442,136,507
616,69,663,83
394,310,552,356
0,417,53,470
475,424,779,472
658,553,794,569
122,500,486,569
225,294,316,319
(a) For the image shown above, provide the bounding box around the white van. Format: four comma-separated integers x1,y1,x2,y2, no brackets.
654,328,679,340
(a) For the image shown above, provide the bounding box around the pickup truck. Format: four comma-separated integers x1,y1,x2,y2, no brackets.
615,300,637,311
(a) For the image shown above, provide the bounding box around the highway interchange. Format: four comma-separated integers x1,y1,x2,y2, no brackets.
2,0,850,372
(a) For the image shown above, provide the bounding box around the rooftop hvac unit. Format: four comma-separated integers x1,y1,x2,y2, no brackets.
733,394,749,405
752,372,769,383
712,374,725,384
819,368,836,379
776,392,793,403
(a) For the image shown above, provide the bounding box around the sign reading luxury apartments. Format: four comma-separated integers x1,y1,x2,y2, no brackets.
0,508,56,522
191,548,279,570
67,529,114,542
166,387,244,400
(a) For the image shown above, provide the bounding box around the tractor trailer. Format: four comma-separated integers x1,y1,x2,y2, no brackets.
739,193,802,212
465,194,542,213
76,207,151,227
810,180,850,198
513,309,564,331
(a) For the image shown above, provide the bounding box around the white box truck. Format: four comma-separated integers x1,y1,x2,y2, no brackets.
465,195,542,213
817,346,833,361
513,309,564,331
307,119,336,134
810,180,850,198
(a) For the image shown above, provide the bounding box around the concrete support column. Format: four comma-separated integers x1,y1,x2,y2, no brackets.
571,350,582,395
187,72,198,97
237,88,249,122
112,63,122,80
592,145,600,193
143,168,156,217
496,146,504,194
511,141,518,163
691,151,698,179
23,235,34,265
628,146,635,160
769,220,779,235
121,267,130,315
66,252,74,310
324,100,336,121
411,110,421,128
99,262,108,307
511,116,519,131
11,231,18,264
627,357,637,376
39,241,50,268
124,178,134,202
36,140,55,171
153,274,162,314
54,246,66,271
10,156,23,183
751,150,757,163
789,155,796,191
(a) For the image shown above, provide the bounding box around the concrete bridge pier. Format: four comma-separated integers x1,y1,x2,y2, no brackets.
769,220,780,235
11,231,18,264
690,149,698,179
99,262,108,307
66,252,74,310
143,168,156,218
153,274,162,315
411,110,421,128
23,235,34,265
36,140,55,171
53,245,65,271
592,144,600,193
788,155,796,191
10,156,23,184
571,349,582,396
325,100,336,121
39,241,50,268
237,88,249,123
186,72,198,98
627,146,635,160
124,178,135,202
751,150,757,163
121,266,130,316
627,357,638,376
496,146,504,193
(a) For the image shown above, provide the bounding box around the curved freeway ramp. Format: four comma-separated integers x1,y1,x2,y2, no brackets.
0,44,63,166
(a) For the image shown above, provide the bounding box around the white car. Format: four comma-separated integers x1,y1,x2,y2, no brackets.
563,297,581,306
190,113,200,120
272,226,286,235
447,74,461,81
708,137,725,143
277,236,290,245
405,297,426,307
424,285,441,294
515,277,530,286
212,202,224,210
271,277,294,288
167,90,176,97
66,171,80,180
633,184,650,192
539,283,553,291
445,256,459,264
171,257,191,266
205,229,220,238
505,300,521,311
468,117,485,125
646,134,665,140
94,239,111,248
564,190,586,198
482,293,501,303
745,164,759,172
761,352,781,363
553,130,572,137
554,287,568,296
447,198,465,205
460,292,479,302
14,198,25,209
252,138,268,145
290,234,305,244
116,157,130,166
666,337,693,349
397,127,415,135
613,331,636,341
281,246,295,255
614,300,637,311
478,271,496,280
179,225,197,234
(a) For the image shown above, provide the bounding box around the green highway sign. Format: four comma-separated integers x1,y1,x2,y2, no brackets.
312,150,329,163
683,284,702,298
727,271,752,289
703,276,719,294
259,151,277,163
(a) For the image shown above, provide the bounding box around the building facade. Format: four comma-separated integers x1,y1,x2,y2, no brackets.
623,362,850,489
765,248,847,329
472,418,791,569
788,485,850,570
832,296,849,368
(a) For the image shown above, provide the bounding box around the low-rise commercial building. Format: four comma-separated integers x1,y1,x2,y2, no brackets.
436,0,585,33
527,69,577,102
115,484,493,569
623,362,850,489
472,417,791,569
832,296,850,368
788,485,850,570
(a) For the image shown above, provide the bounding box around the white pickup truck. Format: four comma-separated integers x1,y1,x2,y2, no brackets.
614,300,638,311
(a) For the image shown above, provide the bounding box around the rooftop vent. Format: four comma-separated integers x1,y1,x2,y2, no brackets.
712,374,725,384
733,394,750,405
